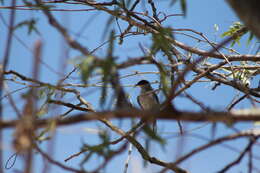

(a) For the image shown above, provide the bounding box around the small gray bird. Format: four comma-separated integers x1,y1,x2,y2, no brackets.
135,80,160,131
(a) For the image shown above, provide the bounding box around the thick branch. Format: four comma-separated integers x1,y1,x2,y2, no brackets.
1,108,260,129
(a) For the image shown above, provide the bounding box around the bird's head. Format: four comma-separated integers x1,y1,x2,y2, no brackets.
135,80,150,87
135,80,153,92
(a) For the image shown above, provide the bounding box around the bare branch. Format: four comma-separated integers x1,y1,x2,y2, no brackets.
0,0,17,171
35,144,83,173
217,139,256,173
1,109,260,129
174,130,259,165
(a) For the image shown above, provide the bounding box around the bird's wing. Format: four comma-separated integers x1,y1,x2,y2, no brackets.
154,92,159,104
137,95,144,109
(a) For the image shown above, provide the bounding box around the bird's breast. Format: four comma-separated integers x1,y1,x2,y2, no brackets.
138,93,159,110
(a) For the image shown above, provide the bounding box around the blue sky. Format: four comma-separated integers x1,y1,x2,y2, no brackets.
1,0,260,173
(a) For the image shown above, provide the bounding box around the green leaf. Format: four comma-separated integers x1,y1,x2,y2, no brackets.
119,0,126,9
81,130,112,158
36,120,56,142
160,71,170,94
232,69,254,86
150,26,173,94
221,22,247,47
170,0,186,16
107,30,115,58
247,32,254,45
151,27,173,56
34,2,55,11
14,18,40,35
36,104,48,117
143,125,166,145
22,0,33,6
214,24,219,32
153,59,170,95
100,31,116,106
78,56,96,84
180,0,187,16
101,10,118,40
254,121,260,126
99,130,111,145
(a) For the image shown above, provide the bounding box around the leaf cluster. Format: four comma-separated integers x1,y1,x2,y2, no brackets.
221,22,254,47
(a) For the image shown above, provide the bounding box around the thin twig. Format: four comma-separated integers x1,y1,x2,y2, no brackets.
123,143,132,173
99,118,187,173
174,130,259,165
228,94,248,111
217,139,256,173
35,144,83,173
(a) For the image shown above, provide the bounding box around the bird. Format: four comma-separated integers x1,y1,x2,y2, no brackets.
135,80,160,131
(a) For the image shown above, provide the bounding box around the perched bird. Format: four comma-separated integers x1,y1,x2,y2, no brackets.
135,80,160,131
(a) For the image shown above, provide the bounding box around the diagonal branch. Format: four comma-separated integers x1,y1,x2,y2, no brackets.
99,118,187,173
217,139,256,173
174,130,259,165
35,144,83,173
34,0,89,55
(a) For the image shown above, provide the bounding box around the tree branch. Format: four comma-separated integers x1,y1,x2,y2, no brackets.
1,108,260,129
